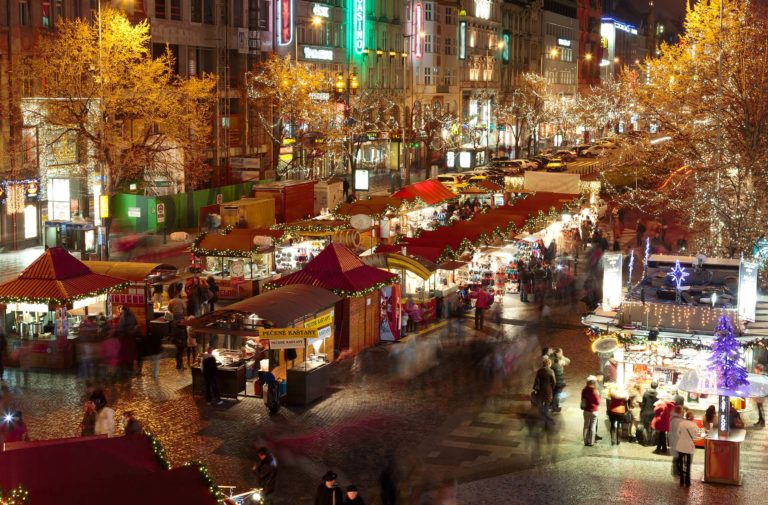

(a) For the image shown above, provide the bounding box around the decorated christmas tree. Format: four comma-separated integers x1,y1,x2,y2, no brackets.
709,316,749,396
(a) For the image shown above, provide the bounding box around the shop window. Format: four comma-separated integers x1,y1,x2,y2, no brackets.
424,2,432,21
24,205,37,239
48,178,70,221
170,0,181,19
191,0,202,22
156,0,166,18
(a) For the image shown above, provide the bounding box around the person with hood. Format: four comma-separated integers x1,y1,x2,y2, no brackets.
533,358,556,429
252,447,278,504
651,400,674,453
640,382,659,445
315,471,344,505
668,405,685,477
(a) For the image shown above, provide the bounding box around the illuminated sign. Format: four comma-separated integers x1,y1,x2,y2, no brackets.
413,3,424,58
557,38,571,47
458,20,467,60
353,0,365,55
602,253,623,310
474,0,490,19
354,169,369,191
502,31,510,62
128,207,141,218
304,46,334,60
312,3,330,17
276,0,293,46
309,92,331,101
738,260,758,322
614,20,638,35
718,395,729,434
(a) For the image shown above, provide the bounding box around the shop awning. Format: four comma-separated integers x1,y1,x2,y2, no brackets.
392,179,456,206
437,261,467,271
225,284,340,327
269,243,398,295
334,195,403,218
361,252,436,280
82,261,178,282
0,247,127,306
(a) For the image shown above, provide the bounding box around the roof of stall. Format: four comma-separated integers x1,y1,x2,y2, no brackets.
220,284,340,327
0,247,127,305
82,261,178,282
269,243,397,295
391,179,457,206
191,228,285,257
333,195,404,218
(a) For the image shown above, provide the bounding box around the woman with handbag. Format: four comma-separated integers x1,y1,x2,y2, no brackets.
674,411,701,486
607,386,628,446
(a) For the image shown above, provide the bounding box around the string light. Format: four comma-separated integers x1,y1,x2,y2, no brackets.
185,461,228,504
0,487,29,505
145,431,172,470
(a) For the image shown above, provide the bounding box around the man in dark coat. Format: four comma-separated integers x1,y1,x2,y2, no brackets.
640,381,659,445
549,348,570,412
202,347,223,405
533,358,556,430
315,471,344,505
253,447,278,504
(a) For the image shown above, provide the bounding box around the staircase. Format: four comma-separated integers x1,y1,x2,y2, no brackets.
746,294,768,339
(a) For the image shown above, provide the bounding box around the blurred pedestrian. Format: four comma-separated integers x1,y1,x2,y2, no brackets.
94,397,116,437
252,447,278,504
652,400,674,453
122,411,143,435
754,364,766,427
0,333,6,381
640,382,659,445
471,287,493,330
172,320,187,371
144,330,162,380
117,306,138,334
674,411,700,487
202,347,223,405
581,377,600,446
80,400,97,436
206,276,219,313
549,348,570,412
186,321,198,367
533,358,556,430
168,291,185,321
344,485,365,505
315,471,344,505
607,386,628,446
703,405,716,432
379,457,399,505
668,405,685,477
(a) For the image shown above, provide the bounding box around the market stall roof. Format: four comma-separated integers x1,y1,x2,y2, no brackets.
82,261,177,282
375,244,446,264
270,243,398,294
361,251,436,280
460,180,503,194
272,219,351,236
0,247,127,305
222,284,341,327
391,179,456,206
192,228,284,257
334,195,404,218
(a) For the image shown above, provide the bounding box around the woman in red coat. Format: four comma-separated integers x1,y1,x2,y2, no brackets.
651,400,674,453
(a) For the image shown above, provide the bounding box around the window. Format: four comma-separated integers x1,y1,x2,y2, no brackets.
424,34,432,53
203,0,214,24
424,67,432,85
445,37,454,55
41,0,49,27
19,0,29,26
54,0,64,24
73,0,82,19
442,67,454,86
445,7,454,25
233,0,243,27
424,2,432,21
434,35,440,54
47,179,71,221
171,0,181,19
191,0,202,22
156,0,167,18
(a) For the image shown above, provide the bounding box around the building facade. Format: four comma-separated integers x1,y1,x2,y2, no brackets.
576,0,600,92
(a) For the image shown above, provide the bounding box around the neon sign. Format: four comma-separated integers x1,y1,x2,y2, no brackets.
312,3,330,17
277,0,293,46
304,46,334,60
353,0,365,55
413,3,424,58
458,20,467,60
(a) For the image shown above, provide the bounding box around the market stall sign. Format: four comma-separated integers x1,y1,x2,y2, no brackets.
304,312,333,329
260,328,318,339
269,337,307,349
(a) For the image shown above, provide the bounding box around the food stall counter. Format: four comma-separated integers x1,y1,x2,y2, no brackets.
286,360,330,405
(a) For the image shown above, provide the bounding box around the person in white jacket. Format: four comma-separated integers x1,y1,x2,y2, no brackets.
668,406,685,477
674,411,700,487
94,405,116,437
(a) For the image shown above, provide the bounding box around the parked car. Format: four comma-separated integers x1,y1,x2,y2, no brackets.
545,157,568,172
468,169,505,183
510,159,538,171
437,174,468,191
488,161,524,175
529,156,552,170
582,145,615,157
573,144,593,157
555,149,577,161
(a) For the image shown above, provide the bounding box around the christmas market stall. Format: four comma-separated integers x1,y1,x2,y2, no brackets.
185,285,341,404
333,195,404,248
268,243,399,350
190,227,286,299
0,432,222,505
82,261,179,335
0,247,127,370
271,219,358,271
391,179,457,237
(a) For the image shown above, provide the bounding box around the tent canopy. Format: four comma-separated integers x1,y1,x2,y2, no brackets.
0,247,127,305
392,180,456,206
83,261,178,282
270,243,397,294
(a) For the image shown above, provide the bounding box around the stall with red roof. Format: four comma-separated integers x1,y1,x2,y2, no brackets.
0,247,127,369
391,180,456,237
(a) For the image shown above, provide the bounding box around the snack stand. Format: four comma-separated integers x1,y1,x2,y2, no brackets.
190,227,286,299
391,180,456,238
0,247,126,369
185,285,341,404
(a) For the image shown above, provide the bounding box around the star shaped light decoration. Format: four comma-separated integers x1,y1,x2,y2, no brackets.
668,259,690,290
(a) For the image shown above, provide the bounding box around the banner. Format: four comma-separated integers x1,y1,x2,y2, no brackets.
602,253,623,311
260,328,318,339
738,259,758,322
523,172,580,194
269,337,307,349
304,313,333,329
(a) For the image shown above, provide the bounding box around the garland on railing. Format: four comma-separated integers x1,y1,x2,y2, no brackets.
185,461,227,504
145,431,172,470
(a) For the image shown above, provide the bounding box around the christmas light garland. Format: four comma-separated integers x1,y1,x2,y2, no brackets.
0,486,29,505
0,282,131,308
145,431,172,470
185,461,227,504
190,225,286,257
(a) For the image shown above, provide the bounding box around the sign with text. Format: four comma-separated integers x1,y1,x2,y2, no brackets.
156,203,165,223
260,328,318,339
304,46,334,60
602,253,623,311
304,312,333,329
353,0,365,55
269,337,307,349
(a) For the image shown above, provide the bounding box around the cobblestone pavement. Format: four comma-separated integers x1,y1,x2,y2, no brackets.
2,294,767,504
